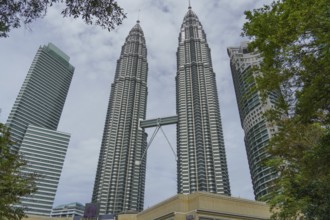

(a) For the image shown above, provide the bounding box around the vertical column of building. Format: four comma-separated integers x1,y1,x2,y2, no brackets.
176,7,231,195
92,21,148,214
6,43,74,215
227,42,279,200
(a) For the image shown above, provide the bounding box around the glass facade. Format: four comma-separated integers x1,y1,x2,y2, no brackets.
227,42,279,200
6,43,74,215
19,125,70,215
51,202,85,217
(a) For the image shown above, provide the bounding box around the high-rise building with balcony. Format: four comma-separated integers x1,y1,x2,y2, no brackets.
92,21,148,214
6,43,74,215
175,6,231,195
227,42,279,199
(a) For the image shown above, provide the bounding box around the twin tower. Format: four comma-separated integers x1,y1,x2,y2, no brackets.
92,7,231,214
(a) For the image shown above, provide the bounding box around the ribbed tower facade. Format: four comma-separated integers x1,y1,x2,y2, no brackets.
176,7,231,195
6,43,74,215
92,21,148,214
227,42,279,199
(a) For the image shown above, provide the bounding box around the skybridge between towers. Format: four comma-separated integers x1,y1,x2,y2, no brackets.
135,115,178,166
139,115,178,128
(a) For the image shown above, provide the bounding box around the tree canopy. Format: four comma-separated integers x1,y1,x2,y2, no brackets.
242,0,330,123
0,0,126,37
0,123,37,219
242,0,330,219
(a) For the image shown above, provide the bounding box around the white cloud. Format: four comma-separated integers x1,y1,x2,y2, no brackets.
0,0,274,208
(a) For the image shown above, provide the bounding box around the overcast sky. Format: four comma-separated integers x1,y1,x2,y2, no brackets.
0,0,270,209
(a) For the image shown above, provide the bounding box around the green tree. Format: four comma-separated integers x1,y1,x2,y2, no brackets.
264,121,330,219
242,0,330,219
0,0,126,37
0,123,37,219
242,0,330,122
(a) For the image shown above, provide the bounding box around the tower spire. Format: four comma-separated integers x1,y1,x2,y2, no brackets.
188,0,191,9
137,9,141,23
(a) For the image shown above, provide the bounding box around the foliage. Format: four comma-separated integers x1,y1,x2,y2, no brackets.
0,0,126,37
242,0,330,219
242,0,330,123
0,123,37,219
264,122,330,219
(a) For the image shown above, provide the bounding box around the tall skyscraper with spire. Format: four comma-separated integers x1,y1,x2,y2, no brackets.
176,6,231,195
92,21,148,214
6,43,74,215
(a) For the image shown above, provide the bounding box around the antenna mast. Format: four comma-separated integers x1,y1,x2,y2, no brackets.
137,9,141,22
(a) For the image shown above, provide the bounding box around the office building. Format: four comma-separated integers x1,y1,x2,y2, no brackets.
6,43,74,215
175,6,231,195
227,42,279,199
92,21,149,214
51,202,85,217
